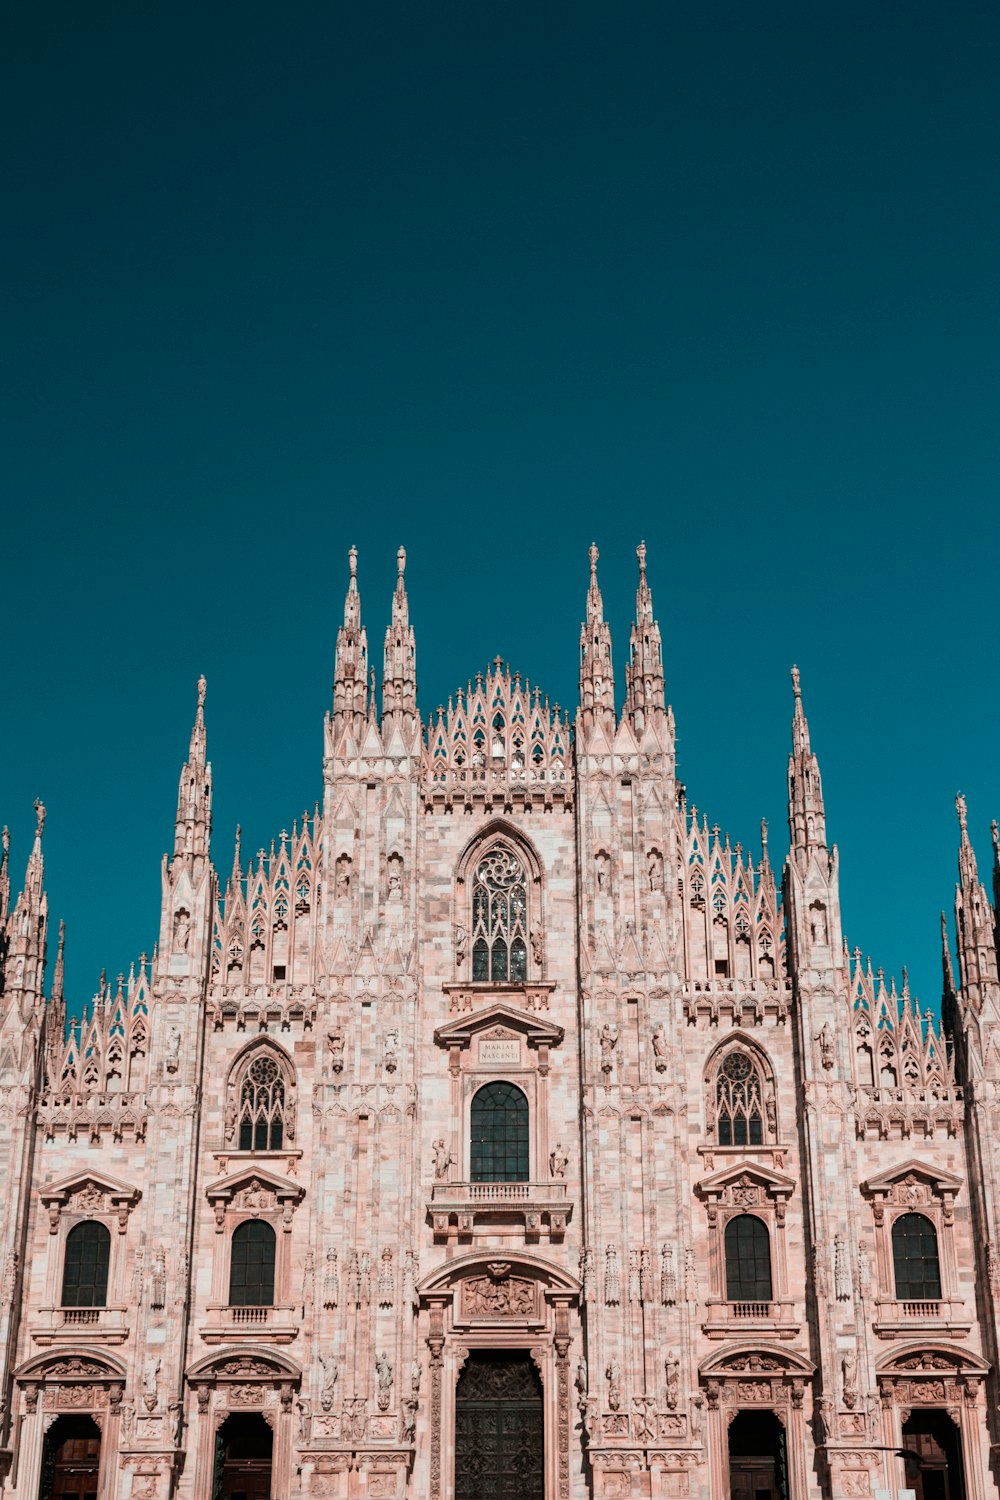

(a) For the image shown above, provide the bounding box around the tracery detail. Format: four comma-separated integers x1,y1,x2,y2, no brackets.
716,1050,764,1147
238,1056,286,1151
471,844,528,983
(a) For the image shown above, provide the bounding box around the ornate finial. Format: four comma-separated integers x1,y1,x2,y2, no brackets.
956,792,968,832
790,664,801,701
33,799,46,837
197,675,206,709
2,826,8,856
760,817,769,853
637,540,647,578
397,545,406,578
349,545,358,580
589,542,599,576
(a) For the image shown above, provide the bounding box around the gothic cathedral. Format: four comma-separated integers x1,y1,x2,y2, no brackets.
1,545,998,1500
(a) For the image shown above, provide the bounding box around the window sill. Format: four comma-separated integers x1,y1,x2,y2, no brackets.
32,1306,130,1345
702,1298,799,1341
872,1298,971,1338
200,1304,299,1344
429,1181,571,1242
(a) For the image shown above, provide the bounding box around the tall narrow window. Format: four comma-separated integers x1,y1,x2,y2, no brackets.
238,1055,286,1151
724,1214,773,1303
61,1221,111,1308
471,844,528,982
470,1081,529,1182
716,1051,764,1146
892,1213,942,1302
229,1220,276,1306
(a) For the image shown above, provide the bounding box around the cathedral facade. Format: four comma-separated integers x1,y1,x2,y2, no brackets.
1,544,999,1500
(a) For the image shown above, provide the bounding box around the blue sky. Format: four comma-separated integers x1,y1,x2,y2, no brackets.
2,2,998,1015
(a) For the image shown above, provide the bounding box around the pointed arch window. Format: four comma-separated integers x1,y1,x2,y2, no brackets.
238,1055,286,1151
61,1221,111,1308
716,1050,764,1146
892,1213,942,1302
470,1081,529,1182
724,1214,773,1304
229,1220,276,1306
471,843,528,983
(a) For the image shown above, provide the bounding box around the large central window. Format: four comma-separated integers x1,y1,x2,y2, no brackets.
471,1081,529,1182
472,844,528,983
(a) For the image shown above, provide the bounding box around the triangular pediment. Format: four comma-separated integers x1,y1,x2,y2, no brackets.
862,1159,964,1196
206,1165,304,1203
40,1169,140,1206
696,1161,796,1201
434,1001,563,1051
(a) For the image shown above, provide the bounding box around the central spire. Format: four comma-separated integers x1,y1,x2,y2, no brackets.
787,665,827,865
578,543,615,737
382,545,417,728
624,539,666,732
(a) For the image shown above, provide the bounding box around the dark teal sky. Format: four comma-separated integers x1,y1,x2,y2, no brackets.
3,2,998,1016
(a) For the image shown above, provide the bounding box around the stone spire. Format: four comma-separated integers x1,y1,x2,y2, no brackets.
578,543,616,737
382,545,417,729
173,676,212,863
0,825,9,937
787,666,827,868
4,801,49,1020
333,545,369,722
953,794,999,1010
624,540,665,732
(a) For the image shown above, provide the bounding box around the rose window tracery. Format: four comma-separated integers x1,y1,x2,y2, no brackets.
716,1050,764,1146
238,1056,286,1151
471,844,528,983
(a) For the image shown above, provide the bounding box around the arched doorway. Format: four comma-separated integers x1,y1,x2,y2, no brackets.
454,1350,543,1500
38,1414,101,1500
212,1412,273,1500
902,1409,966,1500
728,1409,788,1500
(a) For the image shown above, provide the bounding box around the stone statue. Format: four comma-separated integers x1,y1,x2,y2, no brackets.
549,1143,568,1178
665,1354,679,1410
575,1357,587,1396
432,1139,454,1180
172,909,190,952
651,1025,669,1071
376,1352,393,1411
598,1024,618,1073
409,1358,421,1396
319,1353,338,1412
454,925,467,964
606,1357,622,1411
530,921,543,966
596,852,610,894
142,1355,160,1412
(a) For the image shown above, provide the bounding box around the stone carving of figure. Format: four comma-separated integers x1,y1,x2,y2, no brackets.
575,1357,587,1396
817,1022,835,1071
409,1359,421,1396
384,1032,398,1073
142,1355,160,1412
401,1397,418,1442
165,1026,181,1074
651,1025,669,1071
319,1353,338,1412
387,856,403,899
173,909,190,952
121,1399,136,1440
598,1024,618,1073
549,1143,568,1179
665,1354,680,1410
810,901,830,946
297,1397,311,1441
432,1139,454,1181
529,921,543,967
224,1095,237,1140
842,1349,858,1409
335,856,351,899
595,852,610,894
648,850,663,891
376,1352,393,1411
328,1028,345,1073
454,924,467,965
606,1358,622,1411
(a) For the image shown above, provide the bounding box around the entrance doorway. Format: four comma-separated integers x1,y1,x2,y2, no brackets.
212,1412,273,1500
902,1409,966,1500
455,1350,544,1500
38,1415,101,1500
728,1409,788,1500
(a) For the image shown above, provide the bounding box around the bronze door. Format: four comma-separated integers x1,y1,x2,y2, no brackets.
455,1351,544,1500
730,1457,778,1500
49,1433,100,1500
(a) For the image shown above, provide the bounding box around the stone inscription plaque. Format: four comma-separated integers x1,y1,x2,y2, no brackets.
478,1040,521,1065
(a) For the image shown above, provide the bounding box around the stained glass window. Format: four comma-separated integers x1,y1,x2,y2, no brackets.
470,1081,529,1182
724,1214,773,1302
229,1220,276,1306
61,1221,110,1308
716,1050,764,1146
892,1213,942,1301
471,844,528,983
238,1055,285,1151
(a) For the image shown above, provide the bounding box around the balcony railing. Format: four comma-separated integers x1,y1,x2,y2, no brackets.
199,1304,298,1344
729,1301,773,1319
872,1296,970,1338
901,1299,941,1319
32,1306,129,1345
428,1180,571,1241
431,1181,567,1205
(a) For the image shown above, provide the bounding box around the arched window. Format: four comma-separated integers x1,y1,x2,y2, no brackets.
238,1054,286,1151
716,1050,764,1146
724,1214,773,1304
471,843,528,983
229,1220,276,1307
892,1213,942,1302
61,1221,111,1308
470,1081,529,1182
